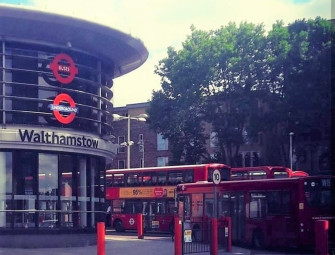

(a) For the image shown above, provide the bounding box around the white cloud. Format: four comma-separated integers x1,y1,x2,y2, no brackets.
29,0,331,106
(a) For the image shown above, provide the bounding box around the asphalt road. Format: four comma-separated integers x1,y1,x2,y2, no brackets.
0,231,314,255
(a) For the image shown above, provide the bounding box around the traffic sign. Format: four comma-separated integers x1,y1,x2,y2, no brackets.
213,170,221,185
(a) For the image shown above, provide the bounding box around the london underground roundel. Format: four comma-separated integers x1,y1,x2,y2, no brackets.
49,53,78,84
49,94,78,124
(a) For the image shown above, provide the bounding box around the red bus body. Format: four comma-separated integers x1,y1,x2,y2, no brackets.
231,166,309,180
176,176,333,250
106,163,231,233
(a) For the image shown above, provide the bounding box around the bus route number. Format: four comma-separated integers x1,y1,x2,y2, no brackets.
213,170,221,185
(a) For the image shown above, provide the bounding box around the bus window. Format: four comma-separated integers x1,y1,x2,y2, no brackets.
267,191,291,215
249,171,266,180
231,171,249,180
157,171,167,185
112,199,125,213
142,202,149,215
184,170,194,183
178,195,191,219
191,194,203,217
106,174,113,187
151,172,158,185
168,171,183,185
167,200,176,214
273,171,289,178
142,173,152,186
156,202,166,215
249,192,266,218
219,193,231,217
113,174,125,187
305,190,331,208
205,198,214,218
126,173,140,186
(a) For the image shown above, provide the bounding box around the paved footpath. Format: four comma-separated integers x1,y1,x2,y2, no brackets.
0,232,313,255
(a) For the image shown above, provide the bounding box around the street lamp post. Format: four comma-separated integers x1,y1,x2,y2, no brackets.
112,113,148,168
289,132,294,170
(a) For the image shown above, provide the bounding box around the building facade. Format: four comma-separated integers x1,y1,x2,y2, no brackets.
0,5,148,247
110,103,172,169
110,103,260,169
111,102,330,175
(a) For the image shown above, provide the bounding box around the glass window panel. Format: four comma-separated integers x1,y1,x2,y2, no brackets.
38,153,58,228
0,152,12,228
60,155,75,228
78,157,88,228
13,151,37,228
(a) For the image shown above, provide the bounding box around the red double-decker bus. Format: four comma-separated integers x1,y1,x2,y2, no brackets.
231,166,309,180
106,163,231,233
176,175,334,251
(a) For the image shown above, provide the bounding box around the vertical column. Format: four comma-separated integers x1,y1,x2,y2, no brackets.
137,213,143,239
97,222,105,255
79,158,87,227
174,217,182,255
0,152,6,227
127,116,131,168
97,61,102,135
315,220,328,255
2,41,6,126
211,218,218,255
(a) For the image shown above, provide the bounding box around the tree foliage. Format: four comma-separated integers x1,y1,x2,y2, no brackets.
148,18,333,168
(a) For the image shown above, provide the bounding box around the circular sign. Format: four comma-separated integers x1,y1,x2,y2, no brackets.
129,218,135,225
49,93,78,124
213,170,221,185
49,53,78,84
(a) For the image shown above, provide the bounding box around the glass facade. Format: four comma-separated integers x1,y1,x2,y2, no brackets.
0,150,105,230
1,41,114,136
0,41,111,231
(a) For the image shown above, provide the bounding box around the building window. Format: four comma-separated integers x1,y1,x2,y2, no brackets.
157,157,168,167
118,136,126,153
118,160,125,169
157,133,168,151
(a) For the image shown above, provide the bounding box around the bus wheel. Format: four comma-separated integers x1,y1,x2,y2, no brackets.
114,220,124,232
252,230,264,249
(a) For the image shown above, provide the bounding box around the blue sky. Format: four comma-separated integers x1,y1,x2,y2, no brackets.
0,0,332,106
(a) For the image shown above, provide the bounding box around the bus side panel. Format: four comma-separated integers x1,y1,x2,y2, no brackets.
112,213,138,231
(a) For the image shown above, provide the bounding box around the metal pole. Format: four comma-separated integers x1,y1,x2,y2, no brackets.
142,141,145,168
127,116,131,168
289,132,294,170
214,186,217,218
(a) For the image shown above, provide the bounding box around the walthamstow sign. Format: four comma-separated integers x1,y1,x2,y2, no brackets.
18,129,98,148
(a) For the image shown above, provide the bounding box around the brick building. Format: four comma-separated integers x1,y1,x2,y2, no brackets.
110,103,173,169
109,102,261,169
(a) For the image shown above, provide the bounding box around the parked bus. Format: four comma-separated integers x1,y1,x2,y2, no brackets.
231,166,309,180
176,176,334,251
106,163,231,233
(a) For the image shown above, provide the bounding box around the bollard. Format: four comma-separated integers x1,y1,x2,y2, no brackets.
211,218,218,255
97,222,105,255
315,220,328,255
174,217,182,255
138,213,144,239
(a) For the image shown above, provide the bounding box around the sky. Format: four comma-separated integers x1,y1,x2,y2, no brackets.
0,0,333,106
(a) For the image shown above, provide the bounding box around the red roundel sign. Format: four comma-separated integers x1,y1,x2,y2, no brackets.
50,53,78,84
49,94,78,124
